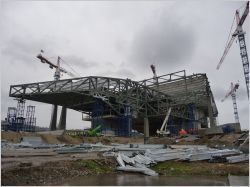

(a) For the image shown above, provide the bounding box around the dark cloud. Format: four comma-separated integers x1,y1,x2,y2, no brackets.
129,15,196,68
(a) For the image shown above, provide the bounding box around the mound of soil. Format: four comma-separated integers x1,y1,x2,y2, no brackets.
1,132,22,143
40,134,62,144
57,134,83,144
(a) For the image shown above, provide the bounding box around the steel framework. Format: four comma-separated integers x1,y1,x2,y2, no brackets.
9,70,218,122
9,76,192,119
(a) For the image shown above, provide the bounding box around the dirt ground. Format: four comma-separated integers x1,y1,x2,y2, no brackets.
1,131,246,146
1,158,117,186
1,131,83,144
1,131,249,186
1,131,144,145
1,158,248,186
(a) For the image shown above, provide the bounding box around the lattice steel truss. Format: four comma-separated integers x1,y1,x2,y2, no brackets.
9,71,217,121
10,76,191,119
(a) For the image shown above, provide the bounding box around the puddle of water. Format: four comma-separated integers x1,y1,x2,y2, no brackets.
60,173,229,186
228,175,249,186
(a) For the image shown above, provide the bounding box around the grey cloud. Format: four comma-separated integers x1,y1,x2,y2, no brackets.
238,104,249,116
1,36,57,67
98,68,135,79
213,85,248,102
62,55,98,69
129,15,196,69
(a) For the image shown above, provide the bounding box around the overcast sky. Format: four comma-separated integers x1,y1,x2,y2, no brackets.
1,1,249,130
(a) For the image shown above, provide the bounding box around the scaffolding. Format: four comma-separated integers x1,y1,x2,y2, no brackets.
24,105,36,132
7,107,17,124
4,101,36,132
16,100,25,118
117,105,133,136
91,100,105,131
187,103,198,134
90,101,133,136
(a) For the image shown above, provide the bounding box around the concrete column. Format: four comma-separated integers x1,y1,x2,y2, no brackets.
58,106,67,130
144,117,149,144
207,97,215,128
50,104,58,131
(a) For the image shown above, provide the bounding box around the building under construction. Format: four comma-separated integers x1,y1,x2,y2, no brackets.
9,69,218,139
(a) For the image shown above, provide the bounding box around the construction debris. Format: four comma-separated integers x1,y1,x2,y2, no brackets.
1,139,248,176
117,166,158,176
226,154,249,163
102,143,246,176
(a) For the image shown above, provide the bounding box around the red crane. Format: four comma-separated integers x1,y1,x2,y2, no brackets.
36,50,78,130
37,51,77,80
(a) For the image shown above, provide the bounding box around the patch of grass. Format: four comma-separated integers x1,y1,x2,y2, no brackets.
74,160,115,174
152,161,249,176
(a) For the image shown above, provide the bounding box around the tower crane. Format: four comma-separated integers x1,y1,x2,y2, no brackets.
36,50,78,131
221,82,240,123
37,51,77,80
216,2,249,98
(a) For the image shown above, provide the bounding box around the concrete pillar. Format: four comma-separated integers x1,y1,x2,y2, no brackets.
144,117,149,144
207,97,215,128
50,104,58,131
58,106,67,130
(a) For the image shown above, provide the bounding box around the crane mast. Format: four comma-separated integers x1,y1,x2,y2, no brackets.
36,51,77,130
237,31,249,98
221,82,240,123
235,2,249,98
217,2,249,98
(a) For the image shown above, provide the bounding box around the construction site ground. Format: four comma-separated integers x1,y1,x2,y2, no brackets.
1,131,249,186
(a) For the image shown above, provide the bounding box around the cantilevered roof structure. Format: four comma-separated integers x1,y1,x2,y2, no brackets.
9,76,174,118
9,70,218,126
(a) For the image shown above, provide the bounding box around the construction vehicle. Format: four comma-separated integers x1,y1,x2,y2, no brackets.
217,2,249,98
87,125,102,137
221,82,240,123
156,107,171,136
